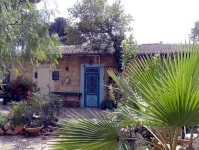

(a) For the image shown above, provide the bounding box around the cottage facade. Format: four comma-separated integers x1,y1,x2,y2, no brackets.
11,43,185,108
12,45,116,108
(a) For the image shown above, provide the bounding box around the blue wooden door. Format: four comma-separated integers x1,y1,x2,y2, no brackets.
84,67,100,107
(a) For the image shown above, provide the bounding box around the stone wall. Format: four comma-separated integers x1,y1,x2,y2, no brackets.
10,54,116,105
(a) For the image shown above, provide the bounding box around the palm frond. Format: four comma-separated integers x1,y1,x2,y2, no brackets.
50,111,135,150
109,43,199,127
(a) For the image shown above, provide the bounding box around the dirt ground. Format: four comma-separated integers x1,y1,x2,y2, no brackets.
0,135,50,150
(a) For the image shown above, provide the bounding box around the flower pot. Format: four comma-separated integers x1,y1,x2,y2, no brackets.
24,125,43,134
13,125,24,135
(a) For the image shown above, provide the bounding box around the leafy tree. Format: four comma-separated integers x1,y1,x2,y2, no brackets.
64,26,86,45
49,17,67,44
0,0,62,80
191,21,199,42
19,0,42,4
49,17,85,45
68,0,133,71
49,17,67,37
121,34,137,69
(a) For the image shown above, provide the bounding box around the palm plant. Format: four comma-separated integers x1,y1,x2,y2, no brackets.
50,111,137,150
109,43,199,149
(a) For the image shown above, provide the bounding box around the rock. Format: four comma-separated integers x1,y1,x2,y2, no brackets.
6,129,13,135
0,128,5,135
42,132,51,136
10,123,15,130
3,122,10,131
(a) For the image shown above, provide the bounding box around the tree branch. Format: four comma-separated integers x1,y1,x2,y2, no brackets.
95,22,115,41
1,22,22,26
0,14,29,27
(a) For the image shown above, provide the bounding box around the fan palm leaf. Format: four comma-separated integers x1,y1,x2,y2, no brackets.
50,111,135,150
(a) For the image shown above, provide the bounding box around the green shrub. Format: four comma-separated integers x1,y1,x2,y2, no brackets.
10,101,28,125
9,93,62,126
0,113,7,125
41,95,63,121
4,77,37,102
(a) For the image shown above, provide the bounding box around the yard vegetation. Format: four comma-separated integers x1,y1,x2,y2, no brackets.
0,0,61,81
1,0,199,150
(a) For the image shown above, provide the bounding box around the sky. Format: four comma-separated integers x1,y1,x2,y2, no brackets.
38,0,199,44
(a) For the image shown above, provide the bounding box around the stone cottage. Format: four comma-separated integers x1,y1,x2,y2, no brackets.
10,43,184,108
12,45,116,108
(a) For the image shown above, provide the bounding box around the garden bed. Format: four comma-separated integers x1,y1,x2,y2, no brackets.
0,92,62,137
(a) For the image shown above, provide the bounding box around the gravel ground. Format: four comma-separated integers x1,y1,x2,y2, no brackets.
0,102,110,150
0,135,51,150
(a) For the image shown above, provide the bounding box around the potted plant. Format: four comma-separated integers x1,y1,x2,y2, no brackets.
0,114,6,135
0,113,7,133
0,113,7,126
10,101,27,135
10,93,44,135
24,119,43,134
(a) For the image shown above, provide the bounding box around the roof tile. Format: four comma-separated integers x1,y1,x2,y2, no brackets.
60,44,190,55
61,45,114,55
137,44,185,54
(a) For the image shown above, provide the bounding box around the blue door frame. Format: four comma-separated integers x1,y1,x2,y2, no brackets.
84,69,100,107
80,64,104,108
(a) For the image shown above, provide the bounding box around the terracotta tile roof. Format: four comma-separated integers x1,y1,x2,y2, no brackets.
60,44,190,55
137,43,187,54
61,45,115,55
